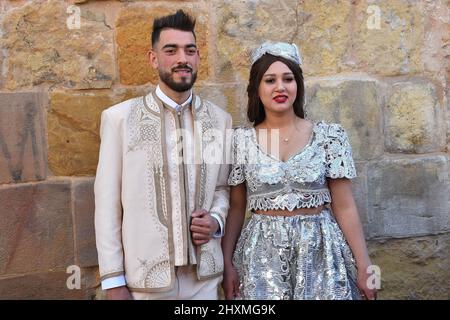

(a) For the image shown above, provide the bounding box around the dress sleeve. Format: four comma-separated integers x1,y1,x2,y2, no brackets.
228,128,246,186
324,123,357,179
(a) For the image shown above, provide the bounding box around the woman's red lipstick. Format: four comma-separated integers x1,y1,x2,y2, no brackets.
273,95,288,103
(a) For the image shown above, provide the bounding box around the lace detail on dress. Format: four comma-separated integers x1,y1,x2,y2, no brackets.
248,189,331,211
228,127,249,186
228,164,245,185
233,209,361,299
227,122,357,210
323,123,357,179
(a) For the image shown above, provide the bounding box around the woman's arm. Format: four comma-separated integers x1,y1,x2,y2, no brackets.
328,178,377,300
221,183,247,299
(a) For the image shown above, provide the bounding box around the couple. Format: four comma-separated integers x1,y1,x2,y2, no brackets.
94,10,376,300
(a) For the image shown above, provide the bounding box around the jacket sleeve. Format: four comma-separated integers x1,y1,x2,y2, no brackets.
228,128,246,186
208,113,232,231
94,110,125,281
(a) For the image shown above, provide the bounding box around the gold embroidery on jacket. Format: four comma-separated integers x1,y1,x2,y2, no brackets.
129,257,171,289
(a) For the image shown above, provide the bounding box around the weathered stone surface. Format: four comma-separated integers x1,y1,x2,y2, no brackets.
421,0,449,82
215,0,443,79
0,181,74,275
75,0,197,3
195,83,249,127
116,5,210,85
0,92,47,184
367,155,449,239
0,271,82,299
368,233,449,299
95,286,107,300
305,79,383,160
0,39,4,89
0,2,5,88
0,267,99,299
352,1,425,76
385,80,445,153
48,87,148,176
295,0,353,76
81,266,100,299
215,0,301,82
73,178,97,267
352,161,369,236
0,1,115,89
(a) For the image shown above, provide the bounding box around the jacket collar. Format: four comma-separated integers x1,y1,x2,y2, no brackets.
155,85,192,112
145,88,203,116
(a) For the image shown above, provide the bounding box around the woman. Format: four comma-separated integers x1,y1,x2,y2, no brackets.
222,41,377,300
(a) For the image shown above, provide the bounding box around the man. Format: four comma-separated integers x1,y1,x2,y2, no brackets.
95,10,232,299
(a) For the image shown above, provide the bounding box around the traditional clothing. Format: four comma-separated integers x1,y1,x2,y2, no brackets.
228,121,361,299
95,89,231,294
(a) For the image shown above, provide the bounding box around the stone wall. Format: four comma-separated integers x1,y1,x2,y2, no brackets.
0,0,448,299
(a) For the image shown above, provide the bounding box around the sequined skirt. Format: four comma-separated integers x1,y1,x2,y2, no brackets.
233,208,361,300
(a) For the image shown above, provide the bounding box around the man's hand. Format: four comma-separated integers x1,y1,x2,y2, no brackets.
190,209,219,246
106,286,133,300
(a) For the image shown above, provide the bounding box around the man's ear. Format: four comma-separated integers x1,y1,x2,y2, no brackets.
148,49,158,69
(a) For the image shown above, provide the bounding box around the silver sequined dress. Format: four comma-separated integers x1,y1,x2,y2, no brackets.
228,121,361,300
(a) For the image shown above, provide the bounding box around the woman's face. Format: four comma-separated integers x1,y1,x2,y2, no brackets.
258,61,297,115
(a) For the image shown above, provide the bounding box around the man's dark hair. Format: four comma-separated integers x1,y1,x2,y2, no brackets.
151,10,196,47
247,54,305,126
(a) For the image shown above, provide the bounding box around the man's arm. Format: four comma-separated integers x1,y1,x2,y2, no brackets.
190,113,232,245
94,110,128,294
207,113,232,230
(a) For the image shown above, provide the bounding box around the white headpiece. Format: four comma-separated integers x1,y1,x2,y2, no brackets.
251,41,302,66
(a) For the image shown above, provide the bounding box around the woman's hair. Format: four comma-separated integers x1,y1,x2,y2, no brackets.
247,54,305,126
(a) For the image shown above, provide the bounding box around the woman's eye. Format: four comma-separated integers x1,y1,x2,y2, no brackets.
284,77,294,82
264,79,275,84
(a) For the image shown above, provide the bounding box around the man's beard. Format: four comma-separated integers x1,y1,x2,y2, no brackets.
159,65,198,93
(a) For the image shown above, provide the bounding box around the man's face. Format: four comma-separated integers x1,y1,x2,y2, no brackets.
149,29,199,92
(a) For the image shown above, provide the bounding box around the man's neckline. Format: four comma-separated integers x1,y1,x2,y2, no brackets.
155,85,192,110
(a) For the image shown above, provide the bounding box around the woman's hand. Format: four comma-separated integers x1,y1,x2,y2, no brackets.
357,264,378,300
222,264,241,300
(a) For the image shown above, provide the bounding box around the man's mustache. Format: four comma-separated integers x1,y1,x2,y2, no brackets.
172,64,193,72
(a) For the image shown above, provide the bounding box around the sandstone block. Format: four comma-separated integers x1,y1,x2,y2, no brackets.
385,80,445,153
73,178,97,267
368,233,449,299
306,79,383,160
116,5,210,85
0,181,74,275
367,155,449,238
48,87,148,176
0,92,47,184
1,1,115,89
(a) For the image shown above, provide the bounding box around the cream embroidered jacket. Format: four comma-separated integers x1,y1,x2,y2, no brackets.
95,90,232,292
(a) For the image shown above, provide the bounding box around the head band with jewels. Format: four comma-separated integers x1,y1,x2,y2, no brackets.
251,41,302,66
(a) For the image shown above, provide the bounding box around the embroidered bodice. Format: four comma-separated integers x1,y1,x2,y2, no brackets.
228,121,357,211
